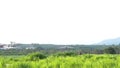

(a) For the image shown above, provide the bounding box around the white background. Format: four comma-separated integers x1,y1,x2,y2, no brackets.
0,0,120,44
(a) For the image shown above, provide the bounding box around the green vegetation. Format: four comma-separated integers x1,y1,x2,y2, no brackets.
104,47,116,54
0,53,119,68
27,52,47,61
1,44,120,55
0,44,120,68
53,52,77,57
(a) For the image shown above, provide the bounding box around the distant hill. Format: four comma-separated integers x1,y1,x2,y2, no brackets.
97,37,120,45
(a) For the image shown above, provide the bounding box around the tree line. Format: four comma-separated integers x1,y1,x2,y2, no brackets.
0,44,120,55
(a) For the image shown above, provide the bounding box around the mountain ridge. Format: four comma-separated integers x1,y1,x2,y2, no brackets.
97,37,120,45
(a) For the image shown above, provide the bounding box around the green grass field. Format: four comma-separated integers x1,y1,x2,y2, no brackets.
0,54,119,68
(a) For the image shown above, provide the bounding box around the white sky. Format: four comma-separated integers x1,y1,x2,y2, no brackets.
0,0,120,44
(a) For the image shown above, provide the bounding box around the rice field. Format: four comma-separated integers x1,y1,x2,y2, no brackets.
0,54,119,68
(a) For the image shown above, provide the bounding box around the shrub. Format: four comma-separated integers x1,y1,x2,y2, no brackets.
104,47,116,54
27,52,47,61
54,52,77,57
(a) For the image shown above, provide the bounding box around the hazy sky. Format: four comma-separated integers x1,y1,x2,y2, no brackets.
0,0,120,44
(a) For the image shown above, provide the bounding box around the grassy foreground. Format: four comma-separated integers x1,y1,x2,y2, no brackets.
0,54,119,68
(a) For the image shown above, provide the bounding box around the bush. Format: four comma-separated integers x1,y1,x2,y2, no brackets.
27,52,47,61
104,47,116,54
54,52,77,57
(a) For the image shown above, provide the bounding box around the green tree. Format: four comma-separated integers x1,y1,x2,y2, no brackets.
27,52,47,61
104,47,116,54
